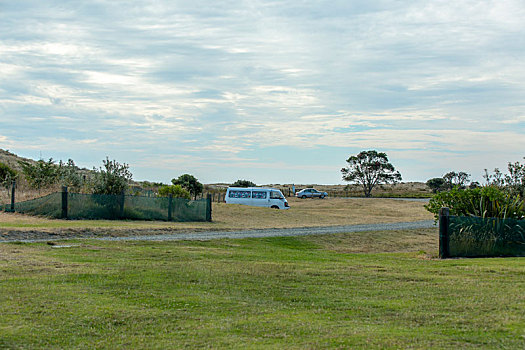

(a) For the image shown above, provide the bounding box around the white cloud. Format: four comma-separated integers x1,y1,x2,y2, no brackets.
1,0,524,183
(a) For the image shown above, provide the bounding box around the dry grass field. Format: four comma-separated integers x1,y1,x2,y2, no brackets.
0,197,433,234
213,197,433,229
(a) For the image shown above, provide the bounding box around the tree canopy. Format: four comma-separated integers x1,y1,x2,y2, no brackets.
231,179,256,187
426,177,447,193
341,150,402,197
172,174,203,199
443,171,471,189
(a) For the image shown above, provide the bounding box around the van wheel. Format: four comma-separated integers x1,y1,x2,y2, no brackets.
271,205,279,209
301,195,306,199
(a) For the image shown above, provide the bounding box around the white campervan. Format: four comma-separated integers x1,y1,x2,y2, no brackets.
225,187,290,210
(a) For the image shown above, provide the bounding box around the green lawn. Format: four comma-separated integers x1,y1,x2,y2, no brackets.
1,230,524,349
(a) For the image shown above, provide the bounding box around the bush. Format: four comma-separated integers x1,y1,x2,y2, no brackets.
0,162,17,190
158,185,191,200
425,186,525,221
19,158,59,189
484,157,525,198
231,179,256,187
92,158,132,195
57,159,83,190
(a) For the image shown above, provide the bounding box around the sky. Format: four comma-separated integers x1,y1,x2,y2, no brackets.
1,0,524,185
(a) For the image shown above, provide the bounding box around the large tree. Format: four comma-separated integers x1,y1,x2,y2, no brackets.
442,171,471,189
172,174,203,200
426,177,447,193
341,150,402,197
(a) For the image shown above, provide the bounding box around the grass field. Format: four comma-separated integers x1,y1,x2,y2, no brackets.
0,197,433,233
1,228,524,349
1,197,523,348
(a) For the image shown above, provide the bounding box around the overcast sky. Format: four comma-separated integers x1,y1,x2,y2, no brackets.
1,0,524,184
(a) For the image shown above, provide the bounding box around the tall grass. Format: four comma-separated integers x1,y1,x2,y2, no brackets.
426,186,525,257
449,216,525,257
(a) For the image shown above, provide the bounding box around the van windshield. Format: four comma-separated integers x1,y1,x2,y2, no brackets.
270,191,283,199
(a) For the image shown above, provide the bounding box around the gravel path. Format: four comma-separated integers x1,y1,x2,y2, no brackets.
0,220,435,243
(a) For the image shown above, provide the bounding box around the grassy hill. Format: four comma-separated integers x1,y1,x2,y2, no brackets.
0,149,38,173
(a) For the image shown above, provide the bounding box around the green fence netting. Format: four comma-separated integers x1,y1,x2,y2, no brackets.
7,192,63,218
3,192,210,222
448,215,525,257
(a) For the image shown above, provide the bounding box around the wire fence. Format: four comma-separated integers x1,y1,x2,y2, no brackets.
439,208,525,258
1,189,211,222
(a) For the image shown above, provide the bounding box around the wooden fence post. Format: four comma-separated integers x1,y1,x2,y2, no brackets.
439,207,450,259
10,180,16,212
206,194,212,222
61,186,68,219
168,194,173,221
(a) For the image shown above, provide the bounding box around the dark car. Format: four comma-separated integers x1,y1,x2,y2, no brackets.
295,188,328,199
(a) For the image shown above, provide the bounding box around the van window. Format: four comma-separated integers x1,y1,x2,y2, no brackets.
229,190,251,198
270,191,283,199
252,191,267,199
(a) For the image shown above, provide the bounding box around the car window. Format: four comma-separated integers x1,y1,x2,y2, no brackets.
229,190,251,198
252,191,267,199
270,191,282,199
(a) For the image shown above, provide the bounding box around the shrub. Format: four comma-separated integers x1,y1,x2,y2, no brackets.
484,157,525,198
231,179,256,187
0,162,17,189
92,158,132,195
19,158,60,189
158,185,191,200
425,186,525,221
57,159,83,190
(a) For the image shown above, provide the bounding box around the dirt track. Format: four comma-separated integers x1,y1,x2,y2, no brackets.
0,220,435,243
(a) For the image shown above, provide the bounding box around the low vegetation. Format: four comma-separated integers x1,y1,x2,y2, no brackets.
425,158,525,220
425,186,525,221
91,158,132,195
0,162,17,191
157,184,191,199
